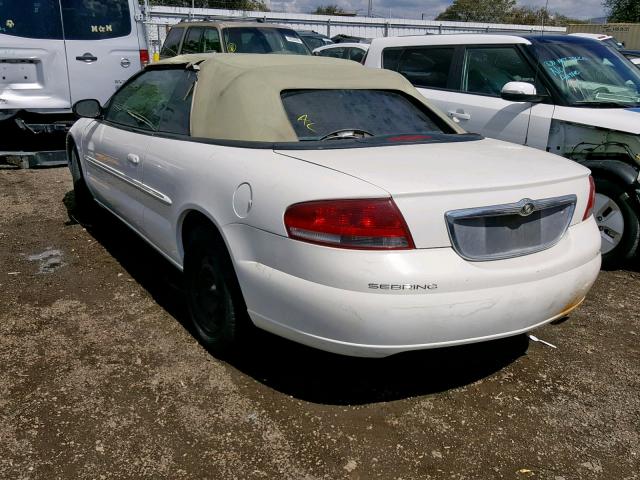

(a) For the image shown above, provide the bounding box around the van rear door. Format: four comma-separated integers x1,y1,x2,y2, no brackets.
61,0,145,106
0,0,71,112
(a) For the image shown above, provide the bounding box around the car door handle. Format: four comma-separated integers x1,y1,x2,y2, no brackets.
448,111,471,121
76,53,98,62
127,153,140,165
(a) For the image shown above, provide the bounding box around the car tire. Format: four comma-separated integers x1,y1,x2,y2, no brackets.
184,225,248,355
69,147,97,219
594,177,640,269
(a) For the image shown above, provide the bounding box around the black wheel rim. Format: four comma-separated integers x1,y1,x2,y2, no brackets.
191,255,227,340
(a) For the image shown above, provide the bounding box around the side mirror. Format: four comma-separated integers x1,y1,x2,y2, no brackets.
500,82,544,103
73,99,103,119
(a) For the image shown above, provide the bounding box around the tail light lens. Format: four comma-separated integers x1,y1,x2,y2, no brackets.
583,175,596,221
284,198,415,250
139,49,150,66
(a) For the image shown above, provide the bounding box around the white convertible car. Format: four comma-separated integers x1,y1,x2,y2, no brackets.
67,54,601,357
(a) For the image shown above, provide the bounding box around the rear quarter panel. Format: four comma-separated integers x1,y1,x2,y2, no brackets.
140,136,388,267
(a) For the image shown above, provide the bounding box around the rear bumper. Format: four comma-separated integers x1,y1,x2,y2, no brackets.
229,218,601,357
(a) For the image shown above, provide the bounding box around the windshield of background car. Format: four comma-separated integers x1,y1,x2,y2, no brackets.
281,89,450,141
223,27,310,55
532,40,640,107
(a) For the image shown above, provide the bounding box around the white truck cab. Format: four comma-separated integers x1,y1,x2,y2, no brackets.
0,0,148,166
365,34,640,267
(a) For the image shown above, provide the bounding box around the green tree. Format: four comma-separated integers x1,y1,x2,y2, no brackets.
508,6,586,26
435,0,516,23
436,0,585,25
603,0,640,22
313,5,347,15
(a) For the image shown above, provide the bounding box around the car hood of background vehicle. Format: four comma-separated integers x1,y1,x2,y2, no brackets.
553,105,640,135
275,137,589,196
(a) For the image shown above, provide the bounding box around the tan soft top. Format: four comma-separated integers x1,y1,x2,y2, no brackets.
155,54,463,142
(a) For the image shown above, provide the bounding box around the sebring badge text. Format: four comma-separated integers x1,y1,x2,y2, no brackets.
368,283,438,291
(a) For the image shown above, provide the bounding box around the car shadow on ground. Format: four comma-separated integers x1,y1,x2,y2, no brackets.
65,191,530,405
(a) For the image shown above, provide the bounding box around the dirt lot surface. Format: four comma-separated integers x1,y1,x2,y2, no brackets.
0,168,638,480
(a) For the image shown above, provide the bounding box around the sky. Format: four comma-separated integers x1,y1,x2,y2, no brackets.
268,0,606,21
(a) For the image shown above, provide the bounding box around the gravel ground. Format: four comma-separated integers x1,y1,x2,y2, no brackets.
0,167,638,480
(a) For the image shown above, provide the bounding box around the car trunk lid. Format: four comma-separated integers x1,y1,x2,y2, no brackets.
275,138,591,251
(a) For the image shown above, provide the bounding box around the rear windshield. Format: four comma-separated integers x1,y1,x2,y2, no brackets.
281,89,449,141
0,0,63,39
222,27,310,55
0,0,131,40
61,0,131,40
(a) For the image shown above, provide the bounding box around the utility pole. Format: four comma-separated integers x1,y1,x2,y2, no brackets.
367,0,372,17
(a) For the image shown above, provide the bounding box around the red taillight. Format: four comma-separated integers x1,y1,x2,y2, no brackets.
583,175,596,221
139,49,150,66
284,198,414,250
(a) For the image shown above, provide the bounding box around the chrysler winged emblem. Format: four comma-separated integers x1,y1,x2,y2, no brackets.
519,199,535,216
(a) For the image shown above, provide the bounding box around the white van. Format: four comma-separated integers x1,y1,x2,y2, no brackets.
365,34,640,268
0,0,148,164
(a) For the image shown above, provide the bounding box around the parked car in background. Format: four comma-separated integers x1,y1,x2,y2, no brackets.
569,32,625,50
570,32,640,68
365,34,640,268
622,51,640,68
67,54,600,358
331,34,369,44
313,43,369,63
296,30,332,51
160,20,310,58
0,0,148,165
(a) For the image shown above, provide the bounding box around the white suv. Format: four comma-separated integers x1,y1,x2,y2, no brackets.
365,34,640,268
0,0,148,165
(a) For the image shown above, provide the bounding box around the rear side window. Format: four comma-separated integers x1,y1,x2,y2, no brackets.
384,47,455,89
0,0,63,39
281,89,448,141
202,28,221,53
161,27,184,57
61,0,132,40
105,69,187,132
181,27,204,55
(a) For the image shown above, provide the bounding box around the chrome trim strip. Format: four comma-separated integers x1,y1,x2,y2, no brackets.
445,195,576,220
445,195,577,262
85,155,172,206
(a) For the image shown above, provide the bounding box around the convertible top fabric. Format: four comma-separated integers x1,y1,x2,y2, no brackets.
156,53,464,142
